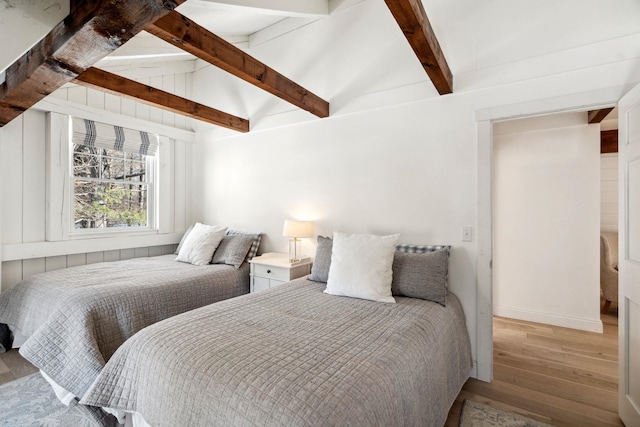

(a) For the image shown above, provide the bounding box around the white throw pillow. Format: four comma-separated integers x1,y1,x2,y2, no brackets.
175,223,227,266
324,231,400,303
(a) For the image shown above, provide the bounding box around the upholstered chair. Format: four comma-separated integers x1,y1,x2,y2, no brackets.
600,232,618,314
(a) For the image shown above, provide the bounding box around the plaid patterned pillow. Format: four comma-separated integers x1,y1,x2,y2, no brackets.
395,244,450,253
226,230,262,261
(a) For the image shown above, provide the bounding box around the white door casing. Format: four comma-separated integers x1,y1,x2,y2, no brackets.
618,81,640,426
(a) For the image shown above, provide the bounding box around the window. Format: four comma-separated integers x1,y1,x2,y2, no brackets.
71,118,158,232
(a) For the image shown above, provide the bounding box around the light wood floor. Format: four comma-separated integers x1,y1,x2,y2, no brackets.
0,310,623,427
446,307,623,427
0,347,38,386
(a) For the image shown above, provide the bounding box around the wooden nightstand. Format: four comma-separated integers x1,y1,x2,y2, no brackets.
249,253,312,293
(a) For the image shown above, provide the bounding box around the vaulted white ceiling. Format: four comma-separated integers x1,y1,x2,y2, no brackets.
3,0,639,78
1,0,639,133
0,0,330,74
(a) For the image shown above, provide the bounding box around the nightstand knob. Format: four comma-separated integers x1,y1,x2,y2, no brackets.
267,269,271,274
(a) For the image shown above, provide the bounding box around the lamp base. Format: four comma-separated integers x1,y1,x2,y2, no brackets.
288,238,302,263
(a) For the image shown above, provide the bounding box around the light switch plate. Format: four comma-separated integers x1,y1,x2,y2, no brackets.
461,226,472,242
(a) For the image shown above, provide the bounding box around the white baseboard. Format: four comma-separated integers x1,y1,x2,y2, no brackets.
494,306,603,333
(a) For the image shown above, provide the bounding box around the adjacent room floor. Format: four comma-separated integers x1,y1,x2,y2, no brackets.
446,306,622,427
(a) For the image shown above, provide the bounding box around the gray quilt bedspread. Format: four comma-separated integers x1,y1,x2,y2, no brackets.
0,255,249,399
82,278,472,427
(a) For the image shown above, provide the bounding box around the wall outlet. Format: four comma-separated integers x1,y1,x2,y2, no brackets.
461,226,472,242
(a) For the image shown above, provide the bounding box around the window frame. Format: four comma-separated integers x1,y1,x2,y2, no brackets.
45,111,165,242
46,111,184,244
67,116,159,239
69,147,158,237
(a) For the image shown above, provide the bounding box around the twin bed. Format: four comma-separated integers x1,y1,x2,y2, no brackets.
0,227,261,402
0,231,472,427
83,278,471,427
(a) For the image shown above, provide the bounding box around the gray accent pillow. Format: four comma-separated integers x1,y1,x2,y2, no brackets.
226,230,262,261
308,235,333,283
391,248,449,306
211,234,255,268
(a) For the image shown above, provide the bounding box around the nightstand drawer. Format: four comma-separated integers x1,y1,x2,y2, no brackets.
253,276,271,293
253,264,289,281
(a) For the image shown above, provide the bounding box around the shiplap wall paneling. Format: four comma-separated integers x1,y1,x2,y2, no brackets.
601,153,618,231
134,247,149,258
158,136,175,235
1,245,176,291
1,261,22,292
185,139,193,228
174,73,188,130
174,139,188,232
86,252,104,264
1,116,23,245
104,93,121,115
22,110,46,243
67,253,87,268
45,255,67,272
120,248,135,260
1,69,191,292
135,94,151,122
45,112,71,242
162,245,177,255
67,86,87,106
121,96,137,120
104,250,121,262
87,88,105,110
149,246,163,257
22,258,45,280
49,87,68,101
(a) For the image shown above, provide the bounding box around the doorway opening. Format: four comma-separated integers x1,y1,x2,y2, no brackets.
473,88,623,383
464,108,622,425
491,111,603,333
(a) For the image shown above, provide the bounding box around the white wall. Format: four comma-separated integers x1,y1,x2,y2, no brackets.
189,1,640,377
0,68,195,292
0,0,633,378
601,153,619,232
492,113,602,332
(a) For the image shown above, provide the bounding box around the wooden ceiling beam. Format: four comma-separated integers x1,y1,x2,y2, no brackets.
146,11,329,118
588,108,614,124
0,0,185,127
384,0,452,95
75,67,249,132
601,130,618,154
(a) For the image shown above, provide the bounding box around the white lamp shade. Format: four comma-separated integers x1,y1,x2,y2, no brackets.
282,220,313,238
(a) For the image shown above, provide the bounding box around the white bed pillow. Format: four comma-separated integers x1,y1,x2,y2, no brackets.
324,231,400,303
174,223,195,254
175,223,227,266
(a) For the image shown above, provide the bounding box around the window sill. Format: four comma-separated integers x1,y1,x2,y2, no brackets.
69,228,159,240
1,232,182,262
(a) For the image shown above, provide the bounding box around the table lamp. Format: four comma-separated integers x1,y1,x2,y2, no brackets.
282,219,313,263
